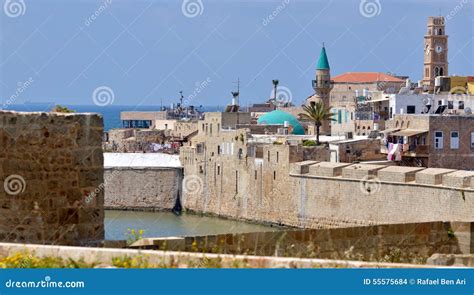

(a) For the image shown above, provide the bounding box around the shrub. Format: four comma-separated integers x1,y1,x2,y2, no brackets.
51,105,75,113
302,140,317,146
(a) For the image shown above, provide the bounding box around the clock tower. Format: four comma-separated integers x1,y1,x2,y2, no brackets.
423,16,448,92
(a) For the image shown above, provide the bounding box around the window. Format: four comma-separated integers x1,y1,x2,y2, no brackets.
471,132,474,148
338,110,342,124
459,101,465,110
267,151,270,161
217,166,220,175
450,132,459,149
448,101,454,109
273,171,276,180
254,170,257,180
217,145,221,155
434,131,443,149
407,105,416,114
276,152,279,163
235,171,238,193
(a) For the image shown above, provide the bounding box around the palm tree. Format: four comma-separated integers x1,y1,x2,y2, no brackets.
272,79,279,101
299,101,335,145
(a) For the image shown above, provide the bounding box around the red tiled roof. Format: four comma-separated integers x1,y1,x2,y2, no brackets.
332,72,405,83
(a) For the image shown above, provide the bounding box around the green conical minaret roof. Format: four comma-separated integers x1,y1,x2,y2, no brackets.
316,45,330,70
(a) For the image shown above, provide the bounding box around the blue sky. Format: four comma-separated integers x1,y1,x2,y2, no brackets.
0,0,473,108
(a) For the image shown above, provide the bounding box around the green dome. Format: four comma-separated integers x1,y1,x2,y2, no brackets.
257,110,305,135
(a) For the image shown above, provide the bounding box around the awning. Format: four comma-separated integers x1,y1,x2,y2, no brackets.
367,97,390,103
357,97,390,104
380,128,400,134
391,129,428,137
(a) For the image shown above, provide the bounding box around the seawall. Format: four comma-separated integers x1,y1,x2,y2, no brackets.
104,167,181,210
182,159,474,229
103,153,182,211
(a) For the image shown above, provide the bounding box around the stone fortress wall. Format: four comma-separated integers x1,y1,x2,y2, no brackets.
0,111,104,246
181,126,474,231
290,162,474,228
104,167,181,211
140,221,473,259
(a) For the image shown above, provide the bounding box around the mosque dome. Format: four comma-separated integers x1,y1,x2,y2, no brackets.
257,110,305,135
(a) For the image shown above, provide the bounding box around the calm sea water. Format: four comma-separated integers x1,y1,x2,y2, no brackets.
105,210,280,240
5,104,221,131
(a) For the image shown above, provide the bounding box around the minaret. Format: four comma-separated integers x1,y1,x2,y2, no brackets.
309,44,333,134
422,16,448,92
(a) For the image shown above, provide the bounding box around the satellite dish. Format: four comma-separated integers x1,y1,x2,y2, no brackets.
465,107,472,115
422,105,431,114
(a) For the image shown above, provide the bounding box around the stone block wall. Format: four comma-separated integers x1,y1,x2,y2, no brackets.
293,162,474,228
180,222,469,260
0,111,104,246
182,141,474,229
104,167,181,210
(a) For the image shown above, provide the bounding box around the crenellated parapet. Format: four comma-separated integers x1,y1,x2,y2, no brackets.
291,161,474,191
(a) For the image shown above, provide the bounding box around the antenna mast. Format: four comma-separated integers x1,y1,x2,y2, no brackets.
231,78,240,106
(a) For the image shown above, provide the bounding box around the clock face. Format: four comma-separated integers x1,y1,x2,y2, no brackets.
435,45,443,54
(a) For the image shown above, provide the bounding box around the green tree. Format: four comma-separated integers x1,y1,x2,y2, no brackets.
299,101,335,145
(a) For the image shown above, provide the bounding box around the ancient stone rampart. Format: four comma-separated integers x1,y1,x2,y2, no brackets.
182,156,474,229
0,111,104,246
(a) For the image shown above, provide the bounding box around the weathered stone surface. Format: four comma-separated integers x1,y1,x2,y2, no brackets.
290,161,319,174
415,168,456,185
0,110,104,246
308,162,351,177
378,166,425,183
104,167,180,210
443,170,474,188
342,164,386,180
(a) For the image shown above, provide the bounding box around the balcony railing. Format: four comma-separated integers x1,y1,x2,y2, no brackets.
381,144,429,157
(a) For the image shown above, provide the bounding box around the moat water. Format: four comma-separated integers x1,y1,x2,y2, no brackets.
105,210,280,240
